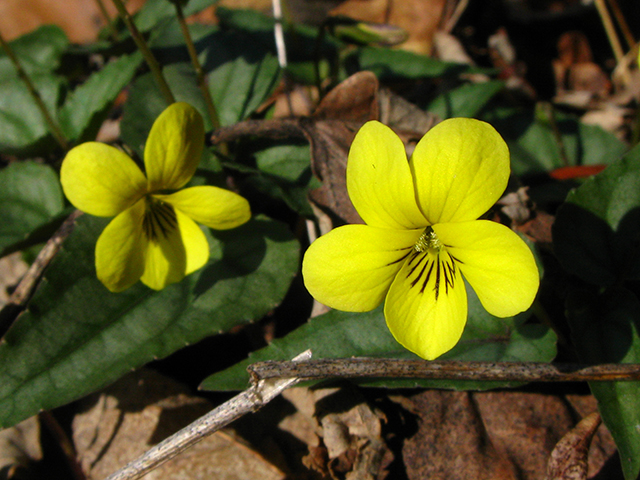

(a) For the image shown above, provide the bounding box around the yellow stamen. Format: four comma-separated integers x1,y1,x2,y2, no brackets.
413,226,442,254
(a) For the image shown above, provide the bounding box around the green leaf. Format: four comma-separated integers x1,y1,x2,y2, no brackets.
484,108,627,176
428,81,504,119
330,18,408,47
255,143,311,182
553,144,640,285
0,161,64,253
121,62,208,157
222,142,319,217
216,6,277,33
0,26,68,79
0,214,299,429
134,0,220,32
202,282,556,391
204,30,281,126
566,287,640,480
58,52,142,142
0,74,63,155
0,26,68,155
354,47,471,81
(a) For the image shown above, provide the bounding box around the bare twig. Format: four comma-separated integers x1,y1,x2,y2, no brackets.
210,118,307,144
443,0,470,33
272,0,288,69
103,350,312,480
594,0,624,63
607,0,635,50
249,358,640,383
0,209,83,340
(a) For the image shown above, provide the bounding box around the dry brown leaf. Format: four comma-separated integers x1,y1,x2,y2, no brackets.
0,0,145,43
72,368,286,480
396,390,617,480
288,386,391,480
0,253,28,308
209,71,437,228
0,416,41,479
307,71,379,226
557,31,593,69
545,412,601,480
518,211,555,245
498,187,534,225
329,0,447,55
307,71,439,227
487,28,536,98
553,31,610,105
377,88,439,156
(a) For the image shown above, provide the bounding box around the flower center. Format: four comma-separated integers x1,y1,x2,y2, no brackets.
413,226,442,254
406,227,462,301
143,196,177,241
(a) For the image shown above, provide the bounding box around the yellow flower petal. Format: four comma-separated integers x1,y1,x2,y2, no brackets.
155,186,251,230
411,118,510,224
434,220,539,317
61,142,147,217
302,224,422,311
145,102,205,192
385,249,468,360
139,201,210,290
95,199,147,292
347,121,427,229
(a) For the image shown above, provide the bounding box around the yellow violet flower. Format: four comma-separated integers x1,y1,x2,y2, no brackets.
60,102,251,292
302,118,539,360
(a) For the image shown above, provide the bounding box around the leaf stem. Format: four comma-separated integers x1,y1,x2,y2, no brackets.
0,31,69,151
111,0,175,105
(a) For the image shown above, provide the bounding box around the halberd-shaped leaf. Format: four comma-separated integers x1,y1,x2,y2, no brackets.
0,215,299,429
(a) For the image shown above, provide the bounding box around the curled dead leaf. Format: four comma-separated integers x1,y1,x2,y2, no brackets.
545,412,601,480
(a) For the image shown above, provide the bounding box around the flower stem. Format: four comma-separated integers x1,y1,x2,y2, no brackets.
174,2,219,129
0,31,69,151
111,0,175,105
173,1,228,156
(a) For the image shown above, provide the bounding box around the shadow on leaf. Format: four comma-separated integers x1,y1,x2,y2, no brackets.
193,217,295,296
